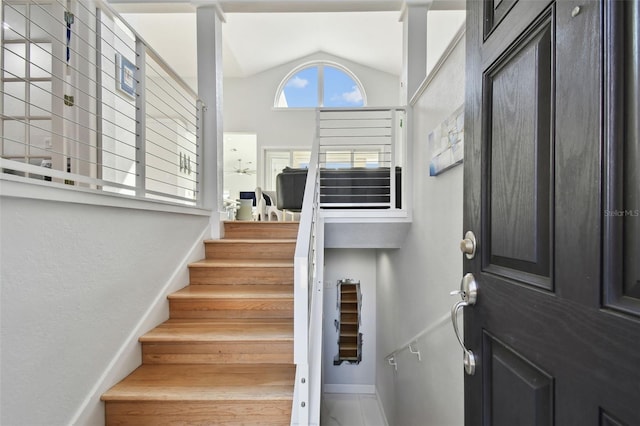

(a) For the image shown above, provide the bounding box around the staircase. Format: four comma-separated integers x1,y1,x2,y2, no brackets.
101,221,299,425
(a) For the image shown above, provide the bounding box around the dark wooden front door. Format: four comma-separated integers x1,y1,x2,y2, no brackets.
463,0,640,424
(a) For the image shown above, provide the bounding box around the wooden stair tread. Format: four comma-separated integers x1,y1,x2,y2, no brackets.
223,221,300,240
169,285,293,299
189,259,293,268
141,319,293,342
223,221,299,225
103,223,297,423
205,239,296,244
101,364,295,402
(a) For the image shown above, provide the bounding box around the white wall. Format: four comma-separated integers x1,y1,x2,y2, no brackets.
0,195,209,425
223,133,257,200
376,32,466,426
223,52,400,187
426,11,466,76
323,249,377,392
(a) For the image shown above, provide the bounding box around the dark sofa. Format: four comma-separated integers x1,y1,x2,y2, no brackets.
276,167,308,212
276,166,402,210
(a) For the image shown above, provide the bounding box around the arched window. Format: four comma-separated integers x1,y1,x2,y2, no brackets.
275,62,366,108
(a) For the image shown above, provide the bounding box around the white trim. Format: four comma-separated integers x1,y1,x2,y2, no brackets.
400,0,434,21
0,176,211,217
321,209,410,220
271,107,318,112
409,24,466,106
375,388,391,426
68,224,209,425
323,384,376,394
207,1,228,23
404,0,433,5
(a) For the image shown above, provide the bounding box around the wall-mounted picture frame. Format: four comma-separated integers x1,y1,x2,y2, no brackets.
427,104,464,176
116,53,136,99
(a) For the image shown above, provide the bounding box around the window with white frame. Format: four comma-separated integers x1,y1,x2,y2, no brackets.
275,62,366,108
322,150,383,169
2,1,57,177
264,149,311,190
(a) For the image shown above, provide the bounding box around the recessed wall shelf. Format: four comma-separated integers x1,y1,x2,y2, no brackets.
334,279,362,365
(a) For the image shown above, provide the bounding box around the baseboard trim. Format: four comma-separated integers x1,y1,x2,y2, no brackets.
324,384,376,394
376,387,391,426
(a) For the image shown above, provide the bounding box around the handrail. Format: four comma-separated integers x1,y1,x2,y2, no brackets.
291,130,323,425
384,311,450,364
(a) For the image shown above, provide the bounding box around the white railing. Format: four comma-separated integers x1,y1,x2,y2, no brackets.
317,107,406,209
0,0,202,205
291,106,407,424
291,135,324,426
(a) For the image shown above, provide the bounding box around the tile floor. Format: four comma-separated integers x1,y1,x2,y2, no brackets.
321,393,388,426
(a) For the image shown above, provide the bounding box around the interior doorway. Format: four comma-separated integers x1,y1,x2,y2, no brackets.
223,132,257,202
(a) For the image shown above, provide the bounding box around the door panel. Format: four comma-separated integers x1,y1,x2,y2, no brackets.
484,0,519,38
483,332,554,426
621,1,640,303
484,10,553,288
464,0,640,424
603,0,640,313
600,411,627,426
554,0,602,306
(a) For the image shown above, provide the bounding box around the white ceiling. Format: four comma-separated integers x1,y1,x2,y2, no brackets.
112,0,465,84
118,10,403,82
222,12,404,77
119,13,198,80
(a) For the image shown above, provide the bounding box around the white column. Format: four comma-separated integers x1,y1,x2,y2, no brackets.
196,5,224,238
401,1,429,103
71,0,98,183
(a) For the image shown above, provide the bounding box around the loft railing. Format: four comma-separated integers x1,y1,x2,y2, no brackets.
291,135,324,426
317,107,406,209
0,0,202,206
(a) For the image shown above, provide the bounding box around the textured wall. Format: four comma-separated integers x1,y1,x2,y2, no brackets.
0,195,209,425
376,34,466,426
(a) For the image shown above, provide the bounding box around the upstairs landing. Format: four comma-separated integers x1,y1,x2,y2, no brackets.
320,208,411,248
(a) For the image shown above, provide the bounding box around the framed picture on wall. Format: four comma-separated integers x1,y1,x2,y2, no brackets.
116,53,136,99
427,104,464,176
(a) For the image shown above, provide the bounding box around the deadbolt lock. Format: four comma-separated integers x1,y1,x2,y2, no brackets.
460,231,477,259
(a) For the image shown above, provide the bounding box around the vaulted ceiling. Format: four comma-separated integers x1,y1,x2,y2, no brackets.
114,11,403,82
110,0,464,83
221,11,404,77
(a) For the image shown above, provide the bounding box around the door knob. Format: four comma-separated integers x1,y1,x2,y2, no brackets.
460,231,477,259
450,273,478,375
